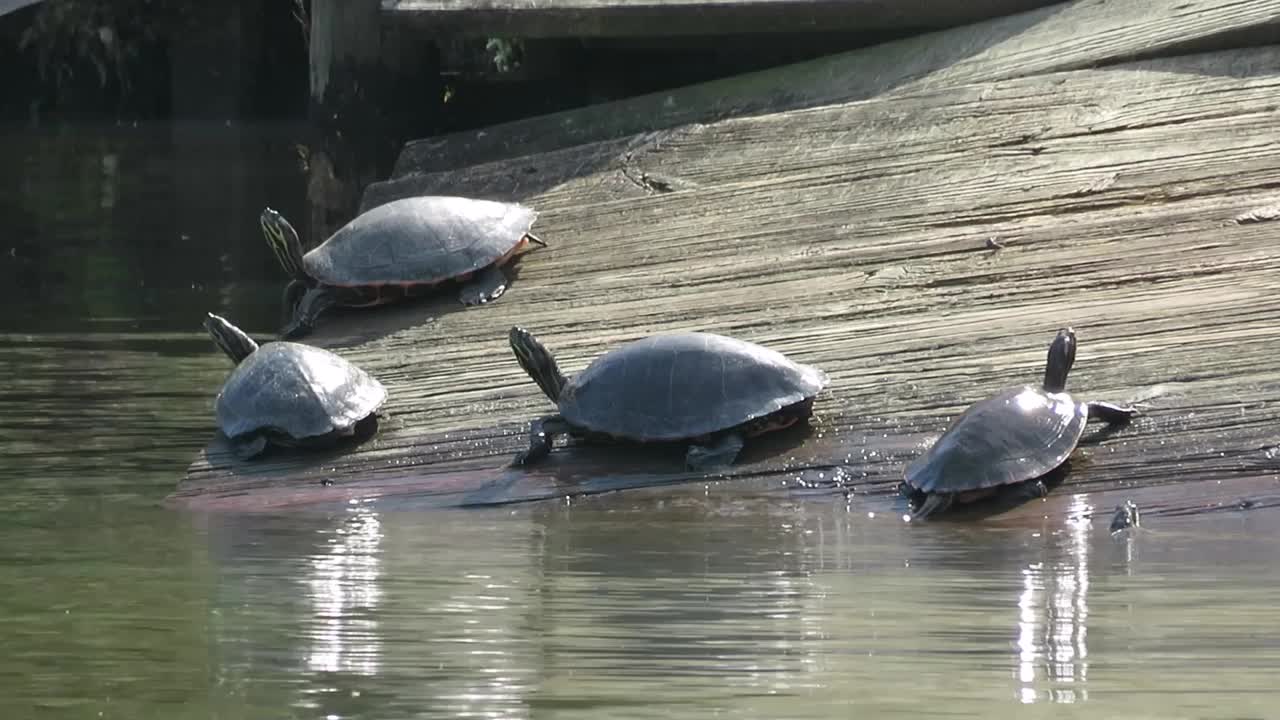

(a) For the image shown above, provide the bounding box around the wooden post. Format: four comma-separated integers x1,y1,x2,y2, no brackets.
306,0,441,242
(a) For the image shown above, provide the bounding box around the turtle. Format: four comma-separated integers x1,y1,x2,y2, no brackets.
204,312,387,459
901,327,1140,519
1109,500,1141,534
260,196,545,339
507,326,829,470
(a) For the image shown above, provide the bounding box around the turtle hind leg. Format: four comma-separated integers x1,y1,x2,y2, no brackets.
685,433,745,471
909,492,953,520
229,434,269,460
1088,401,1140,424
1001,478,1050,504
459,265,509,307
513,415,572,467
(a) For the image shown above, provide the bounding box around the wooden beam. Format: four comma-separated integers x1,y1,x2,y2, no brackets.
373,0,1280,197
381,0,1060,38
173,46,1280,514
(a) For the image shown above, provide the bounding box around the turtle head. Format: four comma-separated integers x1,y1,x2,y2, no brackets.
1043,327,1077,393
260,207,308,283
204,312,259,365
509,326,568,403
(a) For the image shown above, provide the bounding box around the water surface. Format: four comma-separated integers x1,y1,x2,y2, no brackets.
1,122,1277,719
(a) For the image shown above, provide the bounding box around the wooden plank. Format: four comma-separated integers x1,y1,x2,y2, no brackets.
382,0,1059,38
172,47,1280,513
377,0,1280,189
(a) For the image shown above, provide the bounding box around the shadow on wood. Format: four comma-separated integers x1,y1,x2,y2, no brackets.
382,0,1062,38
367,0,1280,203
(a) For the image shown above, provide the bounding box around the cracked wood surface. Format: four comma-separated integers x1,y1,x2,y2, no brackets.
381,0,1059,38
174,46,1280,516
374,0,1280,191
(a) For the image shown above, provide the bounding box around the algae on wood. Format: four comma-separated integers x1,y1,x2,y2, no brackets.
174,45,1280,514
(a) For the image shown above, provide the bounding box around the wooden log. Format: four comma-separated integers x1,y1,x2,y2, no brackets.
381,0,1060,38
375,0,1280,193
173,46,1280,514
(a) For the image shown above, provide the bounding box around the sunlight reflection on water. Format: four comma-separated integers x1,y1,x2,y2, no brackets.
307,505,384,676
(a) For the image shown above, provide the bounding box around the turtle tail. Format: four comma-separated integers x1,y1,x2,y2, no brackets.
509,326,567,403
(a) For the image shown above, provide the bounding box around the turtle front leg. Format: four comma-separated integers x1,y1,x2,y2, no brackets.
1087,401,1140,425
458,265,509,307
685,432,746,471
513,414,573,466
280,286,338,339
281,279,308,325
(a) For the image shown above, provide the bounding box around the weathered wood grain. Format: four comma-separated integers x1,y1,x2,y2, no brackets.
173,46,1280,515
382,0,1059,38
365,46,1280,208
380,0,1280,185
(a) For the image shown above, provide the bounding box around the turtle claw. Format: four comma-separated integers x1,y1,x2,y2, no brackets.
279,319,314,340
511,415,567,467
1087,401,1141,424
459,265,508,306
908,493,952,520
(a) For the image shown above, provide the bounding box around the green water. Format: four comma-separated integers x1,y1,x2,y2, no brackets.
2,123,1278,719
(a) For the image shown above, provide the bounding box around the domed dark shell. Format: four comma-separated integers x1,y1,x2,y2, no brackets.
558,332,828,442
904,385,1087,494
215,342,386,442
305,196,536,287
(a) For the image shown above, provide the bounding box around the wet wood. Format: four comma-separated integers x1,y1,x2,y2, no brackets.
379,0,1280,186
174,45,1280,515
382,0,1059,38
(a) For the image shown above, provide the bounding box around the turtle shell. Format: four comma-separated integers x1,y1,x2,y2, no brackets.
304,196,537,287
215,342,387,443
558,332,828,442
904,385,1088,495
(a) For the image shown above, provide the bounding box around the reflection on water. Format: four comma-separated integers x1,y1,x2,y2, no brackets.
0,121,302,334
306,504,384,677
1017,494,1090,704
2,122,1280,719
